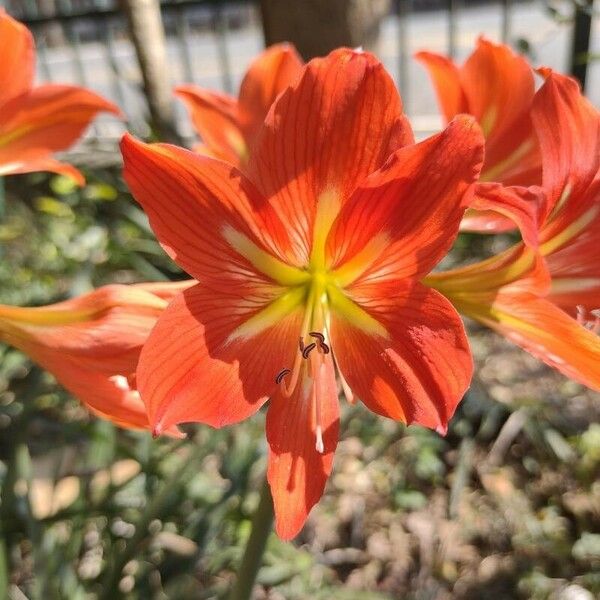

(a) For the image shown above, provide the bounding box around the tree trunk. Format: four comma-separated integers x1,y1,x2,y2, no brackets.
260,0,390,60
120,0,180,143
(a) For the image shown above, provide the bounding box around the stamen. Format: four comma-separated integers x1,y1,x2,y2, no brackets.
275,368,291,385
302,342,317,359
314,360,325,454
309,331,330,354
577,305,586,325
298,336,305,352
315,425,324,453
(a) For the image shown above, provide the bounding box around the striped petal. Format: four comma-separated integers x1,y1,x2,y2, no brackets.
327,116,484,284
267,353,339,540
330,281,472,433
248,48,413,265
121,134,302,288
137,283,303,434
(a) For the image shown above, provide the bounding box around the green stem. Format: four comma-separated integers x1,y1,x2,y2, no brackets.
229,477,274,600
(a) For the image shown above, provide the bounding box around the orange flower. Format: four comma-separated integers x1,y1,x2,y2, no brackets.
174,43,303,166
427,71,600,390
0,281,192,434
416,38,543,242
0,10,121,185
122,49,484,539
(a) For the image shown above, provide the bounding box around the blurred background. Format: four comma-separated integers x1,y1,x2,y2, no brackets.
1,1,599,599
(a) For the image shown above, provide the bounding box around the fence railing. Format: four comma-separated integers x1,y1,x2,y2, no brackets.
2,1,595,160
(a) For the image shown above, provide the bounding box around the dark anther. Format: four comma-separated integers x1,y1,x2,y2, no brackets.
298,336,305,352
309,331,329,354
302,342,317,359
275,368,291,384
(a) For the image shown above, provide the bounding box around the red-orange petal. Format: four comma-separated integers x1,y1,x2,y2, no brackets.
137,283,302,435
266,354,339,540
462,182,545,248
0,10,34,107
532,71,600,229
248,48,413,264
327,116,484,283
174,85,246,164
238,43,303,145
120,134,295,287
414,51,467,121
0,84,120,179
417,39,539,186
0,156,85,186
0,285,167,376
458,292,600,391
330,282,473,433
0,284,183,434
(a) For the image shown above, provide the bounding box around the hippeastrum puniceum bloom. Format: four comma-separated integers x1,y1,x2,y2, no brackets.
427,70,600,391
0,281,192,433
122,48,485,539
174,43,303,166
0,10,121,185
416,37,543,242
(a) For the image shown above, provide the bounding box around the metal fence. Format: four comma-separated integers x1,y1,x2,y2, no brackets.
2,0,595,160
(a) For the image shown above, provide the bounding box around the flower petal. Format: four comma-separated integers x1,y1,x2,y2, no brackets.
0,285,167,376
266,354,339,540
137,283,303,435
414,51,467,121
0,10,34,107
462,182,545,248
121,134,301,287
418,39,539,186
456,292,600,391
532,71,600,228
328,116,484,284
0,156,85,185
174,86,246,164
546,213,600,314
0,84,120,172
0,284,183,434
330,282,473,433
248,48,413,264
237,43,303,144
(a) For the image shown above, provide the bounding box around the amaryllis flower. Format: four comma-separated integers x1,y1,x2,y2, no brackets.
122,48,484,539
0,10,120,185
174,43,302,166
427,71,600,390
0,281,192,433
416,38,543,241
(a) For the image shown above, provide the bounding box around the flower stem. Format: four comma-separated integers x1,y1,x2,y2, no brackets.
229,476,274,600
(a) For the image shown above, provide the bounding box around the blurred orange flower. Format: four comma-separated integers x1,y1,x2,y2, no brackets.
0,10,121,185
417,38,543,243
427,71,600,391
0,281,192,434
122,48,484,539
174,43,303,166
